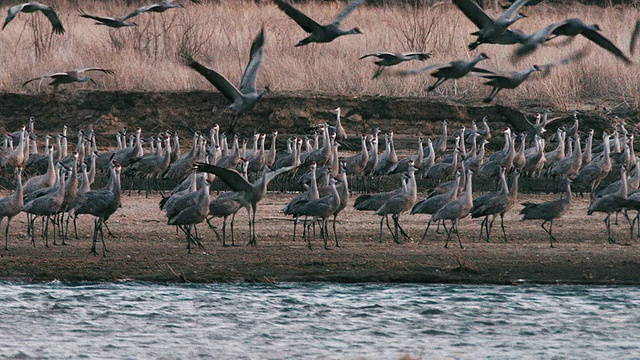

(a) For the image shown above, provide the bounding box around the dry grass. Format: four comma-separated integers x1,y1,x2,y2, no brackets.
1,1,639,110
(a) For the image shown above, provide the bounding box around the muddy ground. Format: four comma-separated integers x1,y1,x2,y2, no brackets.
1,190,639,285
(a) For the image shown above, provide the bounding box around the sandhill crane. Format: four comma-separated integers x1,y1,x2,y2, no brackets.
283,162,320,242
194,162,297,246
431,168,474,248
360,51,432,79
265,131,278,167
546,18,632,65
522,134,546,178
1,126,26,169
121,0,196,21
274,0,364,47
417,138,435,177
125,135,172,196
3,2,64,33
574,133,612,197
185,27,268,115
472,169,520,242
23,162,66,247
412,169,462,241
113,128,143,166
0,167,24,250
343,134,369,176
330,107,347,142
23,146,55,195
207,188,243,247
475,49,588,103
582,129,594,167
168,180,210,254
23,68,115,91
354,173,408,212
389,138,423,175
60,153,79,243
78,9,137,28
452,0,530,50
372,132,398,176
587,166,629,244
362,129,380,175
434,120,448,157
550,132,582,183
425,147,459,182
296,177,342,250
520,178,573,247
247,133,267,176
512,133,527,172
375,161,417,244
72,161,122,256
398,53,491,92
164,133,201,182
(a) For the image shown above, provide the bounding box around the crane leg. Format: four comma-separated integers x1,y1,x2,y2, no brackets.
292,216,298,242
427,78,446,92
453,219,464,249
332,214,339,247
605,214,615,244
231,212,237,246
500,214,507,243
3,218,8,251
379,215,384,243
98,218,107,257
541,220,557,248
90,217,99,256
395,214,413,243
420,220,433,242
443,220,453,248
323,218,329,250
487,215,496,242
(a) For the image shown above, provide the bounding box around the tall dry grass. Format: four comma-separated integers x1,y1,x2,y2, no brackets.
1,0,639,110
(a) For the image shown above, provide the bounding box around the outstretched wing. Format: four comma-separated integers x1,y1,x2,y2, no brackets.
22,75,48,87
2,3,26,30
581,28,632,65
77,68,116,75
631,20,640,55
359,52,394,60
501,0,531,20
239,27,265,95
78,9,114,23
37,4,64,34
273,0,321,34
194,163,252,193
397,63,445,76
331,0,365,25
185,56,241,103
537,47,590,76
452,0,493,30
121,4,158,21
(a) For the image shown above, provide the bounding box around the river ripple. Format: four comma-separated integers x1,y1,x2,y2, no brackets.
0,282,638,359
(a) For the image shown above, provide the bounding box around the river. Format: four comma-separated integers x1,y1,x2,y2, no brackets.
0,282,638,359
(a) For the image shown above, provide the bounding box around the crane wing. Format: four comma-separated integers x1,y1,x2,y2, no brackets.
331,0,365,25
274,0,321,34
77,68,116,75
38,4,64,34
397,63,446,76
121,4,156,21
2,3,26,30
239,27,265,95
452,0,493,30
186,57,241,103
581,28,632,65
194,163,252,193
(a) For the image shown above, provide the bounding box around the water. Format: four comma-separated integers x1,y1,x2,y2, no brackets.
0,282,639,359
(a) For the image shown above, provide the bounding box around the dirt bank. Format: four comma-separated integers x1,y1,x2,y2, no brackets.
0,91,633,151
1,192,639,285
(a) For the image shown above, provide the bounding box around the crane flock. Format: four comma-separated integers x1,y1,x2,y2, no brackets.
1,0,640,256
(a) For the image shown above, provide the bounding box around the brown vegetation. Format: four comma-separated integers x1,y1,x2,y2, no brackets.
1,1,639,110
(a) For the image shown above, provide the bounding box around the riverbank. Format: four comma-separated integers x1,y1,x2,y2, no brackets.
1,193,639,285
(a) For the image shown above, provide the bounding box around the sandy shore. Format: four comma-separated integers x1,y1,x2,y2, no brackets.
1,191,639,285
